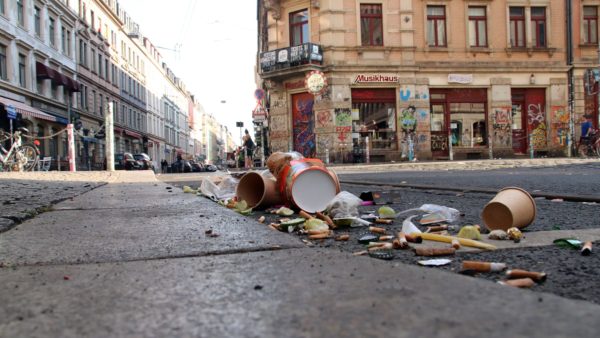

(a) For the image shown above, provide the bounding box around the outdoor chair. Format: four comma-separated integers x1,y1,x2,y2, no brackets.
38,156,52,171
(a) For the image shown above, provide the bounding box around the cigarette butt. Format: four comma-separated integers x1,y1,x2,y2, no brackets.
474,224,481,231
498,278,535,288
392,238,409,250
335,234,350,241
307,229,330,235
506,269,547,283
405,234,423,243
375,218,393,225
258,216,266,224
353,250,368,256
316,212,334,227
581,241,593,256
368,243,393,251
379,235,394,241
428,230,449,236
462,260,507,273
452,239,461,249
309,232,332,240
369,226,387,234
396,232,409,248
268,224,279,231
299,210,313,219
427,225,448,232
414,247,456,257
367,242,389,248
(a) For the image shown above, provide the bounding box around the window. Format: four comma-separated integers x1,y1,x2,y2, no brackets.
0,0,5,15
91,11,95,30
18,54,26,87
92,90,97,113
584,6,598,45
289,9,309,46
49,18,56,47
90,48,96,72
66,30,71,56
0,45,6,80
98,54,102,77
61,28,67,53
81,2,86,21
99,94,103,116
468,7,487,47
35,7,41,37
17,0,24,26
531,7,546,47
360,4,383,46
509,7,525,47
427,6,446,47
79,40,87,65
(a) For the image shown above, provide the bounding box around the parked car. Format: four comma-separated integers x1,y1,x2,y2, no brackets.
205,164,217,172
133,153,154,171
105,153,141,170
189,160,204,172
171,159,193,173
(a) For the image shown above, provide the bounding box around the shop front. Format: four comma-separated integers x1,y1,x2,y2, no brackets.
429,88,488,159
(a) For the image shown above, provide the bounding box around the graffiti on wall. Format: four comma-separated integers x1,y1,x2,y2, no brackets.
399,85,429,102
430,134,448,151
270,115,288,132
292,92,316,158
527,103,547,148
270,138,289,152
550,106,569,146
492,107,512,147
315,109,334,133
334,108,352,143
316,133,334,154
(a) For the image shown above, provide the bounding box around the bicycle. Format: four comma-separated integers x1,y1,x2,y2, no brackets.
0,127,39,172
577,129,600,158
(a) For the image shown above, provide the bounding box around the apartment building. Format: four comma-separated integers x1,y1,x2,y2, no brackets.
257,0,583,161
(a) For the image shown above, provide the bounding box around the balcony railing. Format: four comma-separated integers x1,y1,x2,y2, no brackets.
259,43,323,74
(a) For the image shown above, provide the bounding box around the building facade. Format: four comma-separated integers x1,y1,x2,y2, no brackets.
257,0,590,161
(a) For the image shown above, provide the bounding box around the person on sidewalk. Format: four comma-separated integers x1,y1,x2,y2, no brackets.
161,159,168,174
242,129,254,169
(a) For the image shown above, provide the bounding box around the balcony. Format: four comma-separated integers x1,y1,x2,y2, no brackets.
259,43,323,79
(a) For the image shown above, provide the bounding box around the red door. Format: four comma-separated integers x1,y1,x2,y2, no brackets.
511,94,527,154
291,92,316,158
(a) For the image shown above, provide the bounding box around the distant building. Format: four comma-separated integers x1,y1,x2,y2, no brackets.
256,0,596,161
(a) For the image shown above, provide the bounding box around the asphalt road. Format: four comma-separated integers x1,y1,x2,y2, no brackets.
162,162,600,305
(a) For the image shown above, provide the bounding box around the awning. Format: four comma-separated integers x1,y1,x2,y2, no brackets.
0,96,58,123
36,62,80,92
124,129,142,138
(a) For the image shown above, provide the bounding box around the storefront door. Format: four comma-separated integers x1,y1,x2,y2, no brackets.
511,94,527,154
512,89,547,153
291,92,316,158
430,102,449,157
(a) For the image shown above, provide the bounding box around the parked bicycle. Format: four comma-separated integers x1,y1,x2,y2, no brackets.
0,127,39,172
577,129,600,158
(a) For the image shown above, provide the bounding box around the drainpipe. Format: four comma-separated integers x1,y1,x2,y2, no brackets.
566,0,574,157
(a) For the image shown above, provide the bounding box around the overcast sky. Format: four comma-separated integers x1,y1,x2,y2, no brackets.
119,0,258,144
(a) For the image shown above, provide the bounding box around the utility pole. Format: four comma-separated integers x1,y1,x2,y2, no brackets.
106,102,115,171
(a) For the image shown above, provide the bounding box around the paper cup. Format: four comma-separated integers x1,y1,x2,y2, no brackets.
481,187,536,231
236,171,281,209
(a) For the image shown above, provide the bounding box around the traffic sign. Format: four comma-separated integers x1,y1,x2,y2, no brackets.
6,105,17,120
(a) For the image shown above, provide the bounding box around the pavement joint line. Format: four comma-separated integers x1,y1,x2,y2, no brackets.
2,244,306,269
341,180,600,203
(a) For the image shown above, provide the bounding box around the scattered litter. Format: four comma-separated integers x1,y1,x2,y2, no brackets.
419,233,497,250
369,226,386,234
301,239,314,246
276,207,294,216
353,250,368,256
506,227,523,242
451,239,461,249
358,233,379,244
419,213,448,225
335,234,350,241
481,187,536,231
395,204,459,223
461,261,507,273
551,198,564,203
368,242,392,249
488,230,508,240
360,213,378,221
304,218,328,232
426,224,453,233
405,233,423,243
581,241,593,256
182,185,196,193
326,191,362,225
316,212,334,227
457,225,481,240
582,202,597,205
417,259,452,267
205,229,213,235
361,201,374,206
377,206,396,219
414,247,456,257
298,210,313,219
374,218,393,225
401,215,422,234
308,231,332,240
199,177,238,201
506,269,547,283
258,216,266,224
379,235,394,241
63,276,70,280
368,249,395,260
553,238,583,249
498,278,535,288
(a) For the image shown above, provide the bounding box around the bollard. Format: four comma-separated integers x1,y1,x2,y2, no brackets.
529,134,534,159
325,148,329,164
488,136,493,159
365,136,370,164
448,133,454,161
67,124,76,172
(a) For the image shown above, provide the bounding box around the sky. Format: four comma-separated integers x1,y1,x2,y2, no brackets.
119,0,258,144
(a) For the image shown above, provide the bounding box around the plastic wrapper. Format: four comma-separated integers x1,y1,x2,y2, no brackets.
199,177,239,202
326,191,362,220
395,204,460,223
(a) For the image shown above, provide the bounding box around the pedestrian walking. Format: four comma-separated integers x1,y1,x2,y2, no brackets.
242,129,254,169
161,159,168,173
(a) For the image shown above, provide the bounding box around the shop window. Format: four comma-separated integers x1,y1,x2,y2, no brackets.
509,7,525,47
531,7,546,48
427,6,446,47
468,7,487,47
430,104,445,131
352,89,397,151
450,103,487,147
584,6,598,45
360,4,383,46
